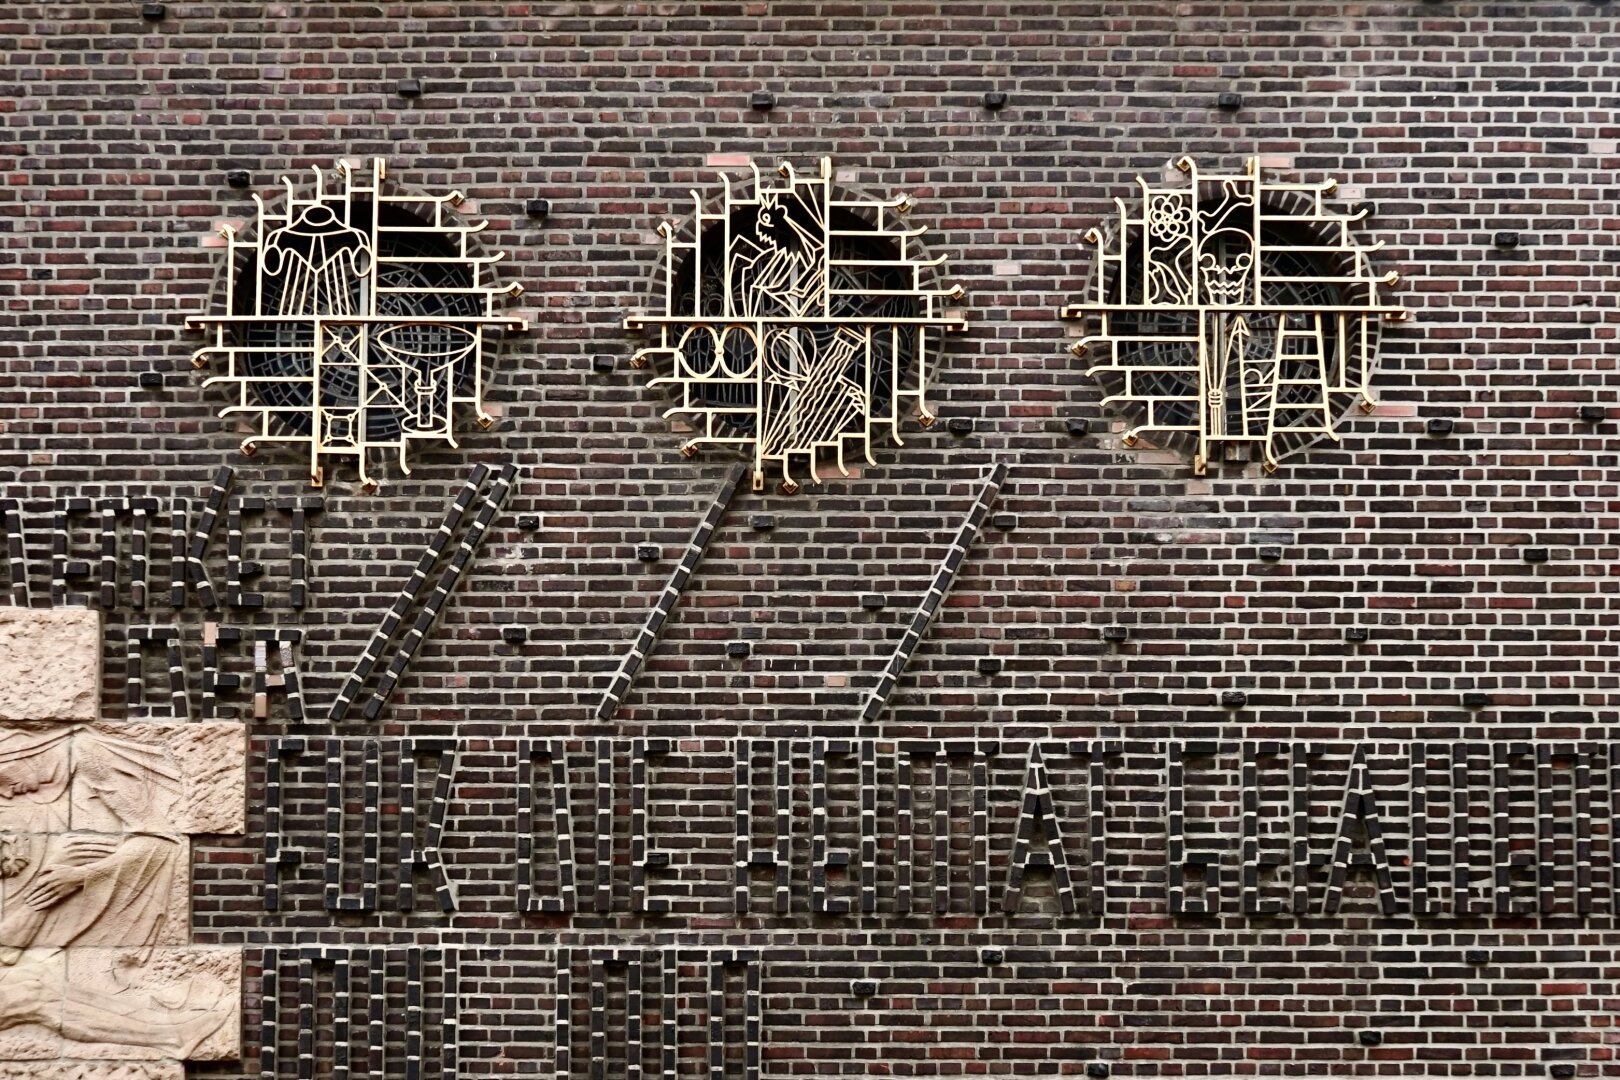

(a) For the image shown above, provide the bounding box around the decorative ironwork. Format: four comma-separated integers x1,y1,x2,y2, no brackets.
189,158,525,488
1063,157,1407,473
627,156,966,493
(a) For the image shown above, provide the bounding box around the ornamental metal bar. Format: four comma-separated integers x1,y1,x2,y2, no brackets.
190,157,526,489
1065,156,1408,474
630,156,966,493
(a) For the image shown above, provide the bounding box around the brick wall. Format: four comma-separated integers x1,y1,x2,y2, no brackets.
3,1,1619,1075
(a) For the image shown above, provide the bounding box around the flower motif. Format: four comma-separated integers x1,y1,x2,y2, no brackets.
1147,196,1193,243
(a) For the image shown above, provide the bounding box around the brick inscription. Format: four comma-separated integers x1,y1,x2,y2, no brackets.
5,2,1620,1075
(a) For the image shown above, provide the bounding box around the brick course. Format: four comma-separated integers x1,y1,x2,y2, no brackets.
4,1,1620,1075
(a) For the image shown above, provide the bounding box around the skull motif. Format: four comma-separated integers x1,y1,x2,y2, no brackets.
1198,228,1256,305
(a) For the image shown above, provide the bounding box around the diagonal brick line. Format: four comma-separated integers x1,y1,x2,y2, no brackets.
362,462,518,721
594,463,748,721
326,464,490,722
180,465,235,609
1,501,28,606
860,462,1008,723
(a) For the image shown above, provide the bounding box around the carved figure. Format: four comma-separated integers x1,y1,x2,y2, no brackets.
0,728,227,1059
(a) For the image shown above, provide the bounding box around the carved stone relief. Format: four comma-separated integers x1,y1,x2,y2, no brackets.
0,1064,184,1080
0,609,244,1071
0,608,101,723
0,948,239,1061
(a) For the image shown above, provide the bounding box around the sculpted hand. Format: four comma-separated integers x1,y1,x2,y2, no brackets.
18,865,88,909
57,836,118,864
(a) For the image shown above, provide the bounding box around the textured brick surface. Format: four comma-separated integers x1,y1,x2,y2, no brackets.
4,2,1620,1076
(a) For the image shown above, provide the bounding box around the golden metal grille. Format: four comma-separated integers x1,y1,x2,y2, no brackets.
628,156,966,493
1064,157,1408,474
188,158,525,489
